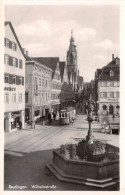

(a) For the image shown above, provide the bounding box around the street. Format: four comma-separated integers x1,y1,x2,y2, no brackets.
4,114,119,191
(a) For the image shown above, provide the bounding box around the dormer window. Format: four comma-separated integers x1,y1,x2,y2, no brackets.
110,69,114,77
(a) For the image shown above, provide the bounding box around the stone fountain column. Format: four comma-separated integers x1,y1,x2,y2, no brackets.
86,95,95,144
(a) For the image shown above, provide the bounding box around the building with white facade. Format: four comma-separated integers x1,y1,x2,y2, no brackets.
4,22,25,132
25,56,52,123
96,54,120,114
33,57,62,112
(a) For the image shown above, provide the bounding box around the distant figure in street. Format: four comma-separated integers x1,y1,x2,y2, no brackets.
53,111,56,120
113,113,115,121
19,121,22,130
48,112,52,125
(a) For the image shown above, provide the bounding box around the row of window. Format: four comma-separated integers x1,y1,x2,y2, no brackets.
51,93,60,100
34,92,51,104
54,73,60,80
4,38,17,51
52,83,61,90
99,81,119,87
4,93,23,104
4,54,23,69
100,92,120,98
34,77,51,88
4,73,24,85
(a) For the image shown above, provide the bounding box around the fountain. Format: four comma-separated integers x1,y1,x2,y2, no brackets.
47,95,119,190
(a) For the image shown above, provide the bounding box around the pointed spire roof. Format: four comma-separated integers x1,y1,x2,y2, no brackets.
70,29,74,42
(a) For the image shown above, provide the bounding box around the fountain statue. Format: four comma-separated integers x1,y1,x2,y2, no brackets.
86,94,95,143
46,94,119,190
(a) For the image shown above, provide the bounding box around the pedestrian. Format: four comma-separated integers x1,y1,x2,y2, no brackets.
48,112,52,125
113,113,115,121
53,111,56,120
19,121,22,130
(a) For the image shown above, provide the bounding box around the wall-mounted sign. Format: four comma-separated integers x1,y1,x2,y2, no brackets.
4,87,16,91
108,98,119,101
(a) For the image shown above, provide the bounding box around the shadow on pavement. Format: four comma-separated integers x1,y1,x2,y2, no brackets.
4,148,119,191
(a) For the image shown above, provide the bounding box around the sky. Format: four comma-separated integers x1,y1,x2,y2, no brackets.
5,5,120,82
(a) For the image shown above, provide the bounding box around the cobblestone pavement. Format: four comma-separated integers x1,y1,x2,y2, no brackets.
4,114,119,191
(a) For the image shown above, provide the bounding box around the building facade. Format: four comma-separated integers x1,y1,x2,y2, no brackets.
4,22,25,132
33,57,62,112
25,56,52,123
96,54,120,114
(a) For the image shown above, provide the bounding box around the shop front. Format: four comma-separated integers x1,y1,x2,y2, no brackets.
4,110,25,132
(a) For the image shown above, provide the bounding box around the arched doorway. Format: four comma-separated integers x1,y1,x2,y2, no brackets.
109,105,113,114
103,104,107,110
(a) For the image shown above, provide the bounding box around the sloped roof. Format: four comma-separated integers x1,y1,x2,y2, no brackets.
97,68,119,81
103,57,120,68
5,21,26,58
59,61,65,82
96,57,120,81
32,57,59,78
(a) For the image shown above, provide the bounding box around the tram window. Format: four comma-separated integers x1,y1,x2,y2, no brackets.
62,113,64,117
65,113,67,117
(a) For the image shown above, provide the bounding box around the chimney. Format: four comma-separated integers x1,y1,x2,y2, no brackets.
112,54,114,61
26,51,28,56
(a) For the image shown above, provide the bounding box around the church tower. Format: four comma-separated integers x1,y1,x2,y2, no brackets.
67,30,78,91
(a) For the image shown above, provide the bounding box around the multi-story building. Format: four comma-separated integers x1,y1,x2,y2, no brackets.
33,57,62,112
96,54,120,114
59,61,75,108
4,21,25,132
25,55,52,123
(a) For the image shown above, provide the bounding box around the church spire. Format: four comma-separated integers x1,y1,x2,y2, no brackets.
70,29,74,43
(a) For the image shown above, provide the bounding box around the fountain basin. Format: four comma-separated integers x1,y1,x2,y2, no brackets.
47,143,119,189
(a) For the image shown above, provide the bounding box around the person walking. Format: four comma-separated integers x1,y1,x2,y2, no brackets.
53,111,56,120
48,112,52,125
19,121,22,130
112,113,115,121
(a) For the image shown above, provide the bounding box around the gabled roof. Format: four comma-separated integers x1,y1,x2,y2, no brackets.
103,57,120,68
5,21,26,58
32,57,59,79
97,68,119,81
96,57,120,81
59,61,65,82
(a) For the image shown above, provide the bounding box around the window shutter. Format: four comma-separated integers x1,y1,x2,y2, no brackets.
9,74,12,84
9,56,13,66
9,40,12,49
22,77,24,85
16,76,19,85
15,44,17,51
16,59,18,67
19,59,23,68
4,38,6,46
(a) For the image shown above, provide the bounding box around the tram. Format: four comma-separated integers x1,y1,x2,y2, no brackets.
59,106,76,125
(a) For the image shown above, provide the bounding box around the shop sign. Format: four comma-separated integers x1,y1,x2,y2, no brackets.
4,87,16,91
108,98,119,101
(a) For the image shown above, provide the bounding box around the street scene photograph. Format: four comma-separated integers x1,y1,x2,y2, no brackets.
4,4,120,191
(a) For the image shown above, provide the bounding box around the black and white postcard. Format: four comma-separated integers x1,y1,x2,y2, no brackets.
0,0,125,195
